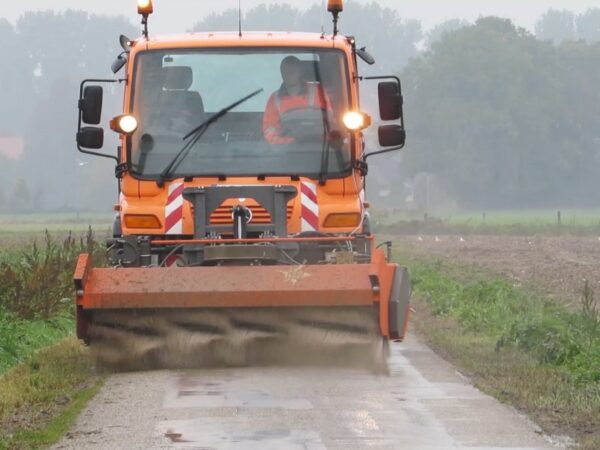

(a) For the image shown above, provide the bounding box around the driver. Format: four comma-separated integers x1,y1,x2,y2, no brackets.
263,56,332,144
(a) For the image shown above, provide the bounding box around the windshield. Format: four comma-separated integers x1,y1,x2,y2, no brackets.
129,48,353,179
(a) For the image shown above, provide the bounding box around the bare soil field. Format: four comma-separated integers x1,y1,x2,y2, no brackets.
395,235,600,308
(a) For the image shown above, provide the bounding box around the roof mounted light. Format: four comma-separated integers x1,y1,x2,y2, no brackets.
327,0,344,36
327,0,344,13
137,0,154,15
137,0,154,39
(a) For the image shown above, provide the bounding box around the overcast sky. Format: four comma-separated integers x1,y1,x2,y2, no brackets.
2,0,600,32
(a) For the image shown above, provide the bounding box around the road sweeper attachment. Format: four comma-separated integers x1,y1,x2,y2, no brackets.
74,0,410,370
74,185,410,370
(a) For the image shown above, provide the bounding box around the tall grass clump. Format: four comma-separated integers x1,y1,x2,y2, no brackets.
0,228,103,373
0,229,100,320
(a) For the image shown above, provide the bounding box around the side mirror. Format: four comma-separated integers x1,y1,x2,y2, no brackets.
79,86,103,125
362,76,406,160
378,81,403,121
77,127,104,149
111,55,127,74
379,125,406,147
356,48,375,65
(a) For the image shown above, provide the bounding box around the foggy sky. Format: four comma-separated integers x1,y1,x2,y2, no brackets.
2,0,600,32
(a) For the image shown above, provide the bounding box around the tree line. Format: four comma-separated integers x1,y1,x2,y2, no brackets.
536,9,600,44
0,11,135,211
0,4,599,211
403,16,600,209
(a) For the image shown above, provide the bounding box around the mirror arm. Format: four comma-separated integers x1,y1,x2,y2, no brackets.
77,142,119,162
78,78,126,106
77,78,126,163
360,75,401,84
364,144,405,161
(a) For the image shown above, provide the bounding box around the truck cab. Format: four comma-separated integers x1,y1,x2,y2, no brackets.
79,29,405,238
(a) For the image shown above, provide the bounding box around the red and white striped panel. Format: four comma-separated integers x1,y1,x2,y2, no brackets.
300,181,319,232
165,181,184,235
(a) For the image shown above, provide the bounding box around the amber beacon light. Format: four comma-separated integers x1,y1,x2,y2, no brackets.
327,0,344,13
137,0,154,15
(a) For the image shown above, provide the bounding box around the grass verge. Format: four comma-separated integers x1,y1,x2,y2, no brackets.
0,230,106,448
0,312,73,374
0,338,102,450
401,255,600,449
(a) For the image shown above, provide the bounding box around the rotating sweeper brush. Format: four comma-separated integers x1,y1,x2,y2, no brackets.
86,307,388,371
73,0,411,372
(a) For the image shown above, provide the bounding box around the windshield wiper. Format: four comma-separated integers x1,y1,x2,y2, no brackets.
314,63,332,186
318,121,331,186
157,88,263,186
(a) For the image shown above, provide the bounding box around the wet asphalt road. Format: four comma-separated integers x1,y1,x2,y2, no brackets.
53,335,559,450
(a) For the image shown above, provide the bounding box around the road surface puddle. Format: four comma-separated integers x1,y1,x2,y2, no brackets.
157,420,325,449
163,371,312,410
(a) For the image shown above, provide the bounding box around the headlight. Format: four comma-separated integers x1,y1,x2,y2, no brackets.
343,111,371,131
110,114,139,135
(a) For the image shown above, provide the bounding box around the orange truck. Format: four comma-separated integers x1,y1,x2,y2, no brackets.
74,0,410,369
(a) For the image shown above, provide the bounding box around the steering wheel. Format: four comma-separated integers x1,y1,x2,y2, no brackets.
280,107,329,143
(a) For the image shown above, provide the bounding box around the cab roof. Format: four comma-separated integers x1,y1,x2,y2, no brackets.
136,31,351,51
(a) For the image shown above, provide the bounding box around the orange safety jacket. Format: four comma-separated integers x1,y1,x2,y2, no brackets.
263,83,332,144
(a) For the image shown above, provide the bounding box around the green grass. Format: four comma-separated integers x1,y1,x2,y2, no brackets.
0,339,102,450
0,312,73,374
401,254,600,448
375,209,600,235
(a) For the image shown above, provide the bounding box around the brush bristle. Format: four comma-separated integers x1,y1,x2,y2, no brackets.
89,307,388,373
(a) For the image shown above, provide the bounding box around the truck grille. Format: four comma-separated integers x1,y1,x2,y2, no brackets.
209,205,293,225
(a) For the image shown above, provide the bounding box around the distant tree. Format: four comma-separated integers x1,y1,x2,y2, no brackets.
0,19,34,134
426,19,470,47
11,178,31,211
9,11,136,211
535,9,577,43
245,4,300,31
402,17,600,209
0,155,18,206
194,9,243,32
576,9,600,43
16,11,136,91
328,1,422,72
